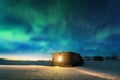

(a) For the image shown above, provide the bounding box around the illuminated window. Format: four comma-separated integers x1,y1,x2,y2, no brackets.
58,56,62,62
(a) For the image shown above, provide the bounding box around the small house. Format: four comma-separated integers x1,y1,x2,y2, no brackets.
51,52,84,67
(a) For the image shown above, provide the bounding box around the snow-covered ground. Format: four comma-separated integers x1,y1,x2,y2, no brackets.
77,61,120,80
0,61,119,80
84,61,120,74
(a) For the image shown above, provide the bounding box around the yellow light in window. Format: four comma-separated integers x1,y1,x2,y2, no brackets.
58,56,62,62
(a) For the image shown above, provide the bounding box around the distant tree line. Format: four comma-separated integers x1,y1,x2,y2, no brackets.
83,51,120,61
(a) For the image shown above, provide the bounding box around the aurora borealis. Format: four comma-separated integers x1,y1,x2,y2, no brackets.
0,0,120,60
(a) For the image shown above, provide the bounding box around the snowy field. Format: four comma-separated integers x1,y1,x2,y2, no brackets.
0,61,119,80
77,61,120,80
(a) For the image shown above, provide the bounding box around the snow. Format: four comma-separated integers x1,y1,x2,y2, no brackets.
77,61,120,80
0,61,119,80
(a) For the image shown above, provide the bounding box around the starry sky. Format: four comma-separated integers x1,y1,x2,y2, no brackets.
0,0,120,60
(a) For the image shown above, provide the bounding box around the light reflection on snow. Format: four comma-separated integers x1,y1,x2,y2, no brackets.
76,68,119,80
0,65,119,80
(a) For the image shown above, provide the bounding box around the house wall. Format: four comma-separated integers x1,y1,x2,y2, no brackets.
52,52,71,66
70,54,83,66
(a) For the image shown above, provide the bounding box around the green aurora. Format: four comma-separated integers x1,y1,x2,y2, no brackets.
0,0,120,60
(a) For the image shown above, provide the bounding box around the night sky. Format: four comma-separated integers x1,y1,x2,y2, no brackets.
0,0,120,60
